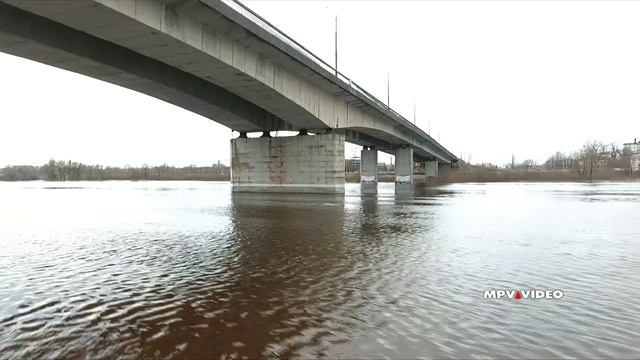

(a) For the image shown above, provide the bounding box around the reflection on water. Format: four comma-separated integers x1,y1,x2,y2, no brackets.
0,181,639,359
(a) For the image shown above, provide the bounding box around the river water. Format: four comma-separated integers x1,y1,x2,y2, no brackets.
0,181,639,359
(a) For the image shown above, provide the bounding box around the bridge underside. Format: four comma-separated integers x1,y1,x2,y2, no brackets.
0,1,291,132
0,0,455,193
0,1,436,158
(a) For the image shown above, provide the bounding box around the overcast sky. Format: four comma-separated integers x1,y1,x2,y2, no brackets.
1,0,639,167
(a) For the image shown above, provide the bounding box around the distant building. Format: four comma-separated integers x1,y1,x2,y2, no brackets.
378,162,394,173
345,158,360,172
623,138,639,156
632,155,640,172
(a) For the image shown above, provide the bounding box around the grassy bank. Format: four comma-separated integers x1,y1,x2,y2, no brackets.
346,168,640,183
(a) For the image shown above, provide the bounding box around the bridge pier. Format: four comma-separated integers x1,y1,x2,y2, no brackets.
425,160,439,185
231,131,345,194
360,147,378,193
395,147,414,188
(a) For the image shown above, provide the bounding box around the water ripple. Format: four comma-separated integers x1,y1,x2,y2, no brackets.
0,181,639,358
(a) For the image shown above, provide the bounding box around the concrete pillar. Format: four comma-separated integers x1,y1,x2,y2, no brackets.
425,160,439,185
360,147,378,193
360,147,378,184
231,132,345,193
395,147,413,185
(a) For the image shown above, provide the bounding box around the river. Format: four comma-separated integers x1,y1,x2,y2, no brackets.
0,181,639,359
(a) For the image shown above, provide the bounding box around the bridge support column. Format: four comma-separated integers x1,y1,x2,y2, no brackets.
231,132,345,194
395,147,413,186
360,147,378,193
425,160,439,185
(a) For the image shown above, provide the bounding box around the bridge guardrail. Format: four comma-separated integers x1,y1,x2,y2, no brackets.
223,1,409,118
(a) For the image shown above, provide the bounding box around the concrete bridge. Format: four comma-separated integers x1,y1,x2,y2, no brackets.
0,0,458,193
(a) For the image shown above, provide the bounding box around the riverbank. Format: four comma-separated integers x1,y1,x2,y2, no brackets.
4,167,639,183
346,168,640,183
0,162,230,182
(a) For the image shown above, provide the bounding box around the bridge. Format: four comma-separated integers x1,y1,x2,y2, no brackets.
0,0,458,193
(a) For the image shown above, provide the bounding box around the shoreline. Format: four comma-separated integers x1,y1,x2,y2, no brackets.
346,169,640,184
2,177,639,184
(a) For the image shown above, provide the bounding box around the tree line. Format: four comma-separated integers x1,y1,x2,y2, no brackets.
512,140,637,179
0,160,230,181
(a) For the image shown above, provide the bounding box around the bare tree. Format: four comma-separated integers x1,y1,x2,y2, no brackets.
608,143,622,159
544,152,568,170
519,159,536,169
580,140,606,180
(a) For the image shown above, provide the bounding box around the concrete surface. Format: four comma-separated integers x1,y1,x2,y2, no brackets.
360,148,378,184
426,161,439,178
395,147,414,185
231,132,345,193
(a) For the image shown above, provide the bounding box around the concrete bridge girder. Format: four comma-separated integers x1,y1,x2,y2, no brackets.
0,0,459,193
1,0,454,162
0,0,291,132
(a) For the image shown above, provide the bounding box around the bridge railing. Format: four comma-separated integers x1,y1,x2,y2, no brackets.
224,1,413,123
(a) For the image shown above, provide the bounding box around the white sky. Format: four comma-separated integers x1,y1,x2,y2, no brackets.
1,0,639,167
